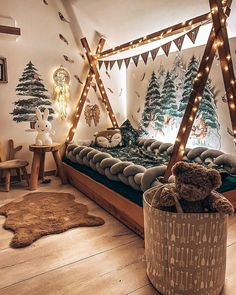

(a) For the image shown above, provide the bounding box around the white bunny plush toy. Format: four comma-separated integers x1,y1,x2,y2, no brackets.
35,108,54,145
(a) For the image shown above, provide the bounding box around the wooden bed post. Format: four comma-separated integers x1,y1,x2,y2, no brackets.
81,38,119,129
66,37,106,142
66,37,118,143
163,0,235,181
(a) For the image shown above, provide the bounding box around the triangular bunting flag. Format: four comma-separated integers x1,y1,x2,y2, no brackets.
104,61,109,70
161,42,171,57
150,48,159,61
187,25,200,44
98,60,103,70
141,52,149,64
173,34,185,51
124,57,131,68
110,60,116,70
117,59,123,69
132,55,140,67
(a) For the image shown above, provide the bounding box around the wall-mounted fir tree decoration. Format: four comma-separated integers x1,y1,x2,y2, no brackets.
11,61,54,123
140,72,164,132
198,80,219,130
178,55,198,117
178,55,219,130
161,71,179,119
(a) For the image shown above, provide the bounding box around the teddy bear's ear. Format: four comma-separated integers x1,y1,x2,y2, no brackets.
208,169,222,189
172,161,189,176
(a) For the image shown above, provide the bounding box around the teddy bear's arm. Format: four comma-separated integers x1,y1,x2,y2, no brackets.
209,191,234,215
151,185,178,208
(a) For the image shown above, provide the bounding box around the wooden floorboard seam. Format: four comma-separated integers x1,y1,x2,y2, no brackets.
0,237,140,290
125,283,151,294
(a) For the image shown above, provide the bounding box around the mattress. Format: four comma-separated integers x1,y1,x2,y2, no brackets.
65,138,236,198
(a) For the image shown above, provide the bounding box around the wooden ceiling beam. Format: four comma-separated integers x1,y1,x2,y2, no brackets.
98,12,211,58
0,25,21,36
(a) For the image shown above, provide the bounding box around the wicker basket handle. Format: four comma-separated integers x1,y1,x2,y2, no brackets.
151,184,183,213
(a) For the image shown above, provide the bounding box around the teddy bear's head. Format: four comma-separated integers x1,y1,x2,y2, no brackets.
172,161,222,202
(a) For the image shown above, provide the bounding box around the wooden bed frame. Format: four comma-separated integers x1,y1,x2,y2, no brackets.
63,162,236,237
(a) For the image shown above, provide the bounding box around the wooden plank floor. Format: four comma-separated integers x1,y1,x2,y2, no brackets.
0,177,235,295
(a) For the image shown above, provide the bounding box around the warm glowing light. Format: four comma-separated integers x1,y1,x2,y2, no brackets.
205,66,209,72
230,103,235,109
224,66,229,71
52,66,70,120
226,55,231,61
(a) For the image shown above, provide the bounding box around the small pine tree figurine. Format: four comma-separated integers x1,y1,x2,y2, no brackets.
11,61,54,123
178,55,199,117
140,72,164,132
161,71,178,119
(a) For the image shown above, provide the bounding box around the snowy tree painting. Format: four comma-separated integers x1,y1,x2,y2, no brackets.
161,71,178,119
170,54,185,105
11,61,54,123
178,55,199,117
138,54,220,148
140,72,164,137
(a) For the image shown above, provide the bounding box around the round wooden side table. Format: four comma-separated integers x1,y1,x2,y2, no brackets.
29,143,67,190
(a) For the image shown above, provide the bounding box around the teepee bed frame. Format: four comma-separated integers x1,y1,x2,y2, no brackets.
63,0,236,236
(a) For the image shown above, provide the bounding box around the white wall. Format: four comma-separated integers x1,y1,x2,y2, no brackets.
0,0,126,172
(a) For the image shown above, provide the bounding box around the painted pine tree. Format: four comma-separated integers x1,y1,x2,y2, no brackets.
178,55,199,117
140,71,164,131
161,71,178,118
199,80,219,129
11,61,54,123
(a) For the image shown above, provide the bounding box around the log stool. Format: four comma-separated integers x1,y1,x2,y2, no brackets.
29,143,67,190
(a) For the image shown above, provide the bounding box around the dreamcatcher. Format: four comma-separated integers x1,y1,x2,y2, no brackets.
84,104,100,127
52,66,70,120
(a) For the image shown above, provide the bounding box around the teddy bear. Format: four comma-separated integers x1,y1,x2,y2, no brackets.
151,161,234,214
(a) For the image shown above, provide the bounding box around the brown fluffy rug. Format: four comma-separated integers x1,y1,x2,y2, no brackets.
0,192,105,248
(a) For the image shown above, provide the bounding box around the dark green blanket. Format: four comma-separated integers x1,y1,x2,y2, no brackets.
95,145,170,168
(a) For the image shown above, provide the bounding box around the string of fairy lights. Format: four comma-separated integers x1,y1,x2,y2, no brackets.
66,0,236,154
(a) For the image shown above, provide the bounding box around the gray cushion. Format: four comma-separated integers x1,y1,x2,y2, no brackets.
149,141,163,151
123,165,146,177
93,152,112,164
141,165,167,191
200,149,224,160
187,147,208,160
159,143,172,154
110,162,133,174
100,158,121,169
214,154,236,174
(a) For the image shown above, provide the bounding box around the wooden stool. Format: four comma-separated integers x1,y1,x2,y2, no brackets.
29,143,67,190
0,139,29,192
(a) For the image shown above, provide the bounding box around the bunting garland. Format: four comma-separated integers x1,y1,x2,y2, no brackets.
161,41,172,56
117,59,123,69
98,60,103,70
141,52,149,64
124,57,131,68
110,60,116,70
132,55,140,67
187,25,201,44
98,24,201,70
173,34,185,51
104,60,109,70
151,47,159,60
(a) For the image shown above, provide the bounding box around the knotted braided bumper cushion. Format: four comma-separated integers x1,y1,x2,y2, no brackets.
66,139,236,192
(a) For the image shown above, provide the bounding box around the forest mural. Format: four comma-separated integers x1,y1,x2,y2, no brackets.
138,54,221,149
11,61,54,123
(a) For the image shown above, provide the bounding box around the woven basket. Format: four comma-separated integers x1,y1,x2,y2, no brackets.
143,186,228,295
